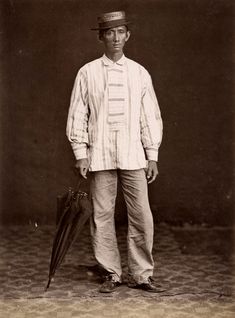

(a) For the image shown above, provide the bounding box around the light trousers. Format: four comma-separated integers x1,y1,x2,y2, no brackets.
90,169,154,284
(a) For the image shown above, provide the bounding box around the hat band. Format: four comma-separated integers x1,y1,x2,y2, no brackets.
98,18,129,29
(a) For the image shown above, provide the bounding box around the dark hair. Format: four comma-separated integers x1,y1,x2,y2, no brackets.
99,25,129,40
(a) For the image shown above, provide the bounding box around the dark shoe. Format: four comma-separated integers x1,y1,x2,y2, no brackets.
128,277,165,293
99,276,121,293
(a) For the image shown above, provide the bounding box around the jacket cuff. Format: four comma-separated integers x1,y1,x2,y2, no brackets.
145,148,159,162
71,143,88,160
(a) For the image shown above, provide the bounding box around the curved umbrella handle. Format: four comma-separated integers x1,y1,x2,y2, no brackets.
72,168,87,192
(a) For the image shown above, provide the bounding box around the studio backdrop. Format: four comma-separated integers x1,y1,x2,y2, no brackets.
0,0,234,225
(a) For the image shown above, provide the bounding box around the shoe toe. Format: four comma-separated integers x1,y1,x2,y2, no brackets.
99,281,120,293
128,282,165,293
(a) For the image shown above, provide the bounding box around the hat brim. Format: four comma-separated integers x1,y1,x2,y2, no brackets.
91,20,131,31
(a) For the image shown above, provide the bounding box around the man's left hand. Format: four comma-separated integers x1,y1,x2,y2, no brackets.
146,161,158,184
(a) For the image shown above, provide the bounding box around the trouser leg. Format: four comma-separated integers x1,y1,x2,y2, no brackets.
90,170,122,282
119,169,154,284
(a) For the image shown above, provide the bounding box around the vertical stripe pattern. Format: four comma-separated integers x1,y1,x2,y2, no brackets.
66,54,163,171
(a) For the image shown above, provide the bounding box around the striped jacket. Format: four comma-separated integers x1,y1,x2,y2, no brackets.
66,54,163,171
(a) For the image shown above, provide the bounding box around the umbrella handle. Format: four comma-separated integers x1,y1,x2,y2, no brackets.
72,167,89,192
74,171,86,192
76,177,83,191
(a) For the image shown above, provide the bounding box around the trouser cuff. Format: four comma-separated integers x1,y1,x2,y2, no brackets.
128,274,151,285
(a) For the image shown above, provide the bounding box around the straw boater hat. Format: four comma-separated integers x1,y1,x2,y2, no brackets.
91,11,130,30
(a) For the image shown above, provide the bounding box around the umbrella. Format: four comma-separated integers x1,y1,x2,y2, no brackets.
45,177,93,290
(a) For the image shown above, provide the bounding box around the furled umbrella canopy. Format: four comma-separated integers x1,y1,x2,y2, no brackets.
45,181,93,290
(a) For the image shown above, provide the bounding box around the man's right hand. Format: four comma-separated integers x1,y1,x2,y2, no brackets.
75,158,89,179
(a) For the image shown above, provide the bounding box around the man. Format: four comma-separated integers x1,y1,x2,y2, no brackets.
66,11,163,293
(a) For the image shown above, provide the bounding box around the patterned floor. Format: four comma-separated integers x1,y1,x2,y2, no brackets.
0,222,234,318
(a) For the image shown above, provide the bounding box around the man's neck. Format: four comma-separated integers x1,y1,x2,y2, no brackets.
104,51,123,63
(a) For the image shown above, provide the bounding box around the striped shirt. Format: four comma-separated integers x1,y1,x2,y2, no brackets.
66,54,163,171
107,63,126,128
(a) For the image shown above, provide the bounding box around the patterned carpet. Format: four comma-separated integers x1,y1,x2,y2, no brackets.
0,222,234,318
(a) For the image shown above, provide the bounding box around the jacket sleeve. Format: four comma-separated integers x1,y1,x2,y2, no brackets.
66,68,89,160
140,69,163,162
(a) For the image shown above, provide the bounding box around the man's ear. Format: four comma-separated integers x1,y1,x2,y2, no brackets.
125,30,131,42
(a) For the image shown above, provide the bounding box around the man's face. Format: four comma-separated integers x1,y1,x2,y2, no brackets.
100,25,130,54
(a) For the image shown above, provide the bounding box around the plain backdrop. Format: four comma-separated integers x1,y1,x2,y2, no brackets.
0,0,234,225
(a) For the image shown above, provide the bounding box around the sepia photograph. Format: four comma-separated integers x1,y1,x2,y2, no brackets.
0,0,234,317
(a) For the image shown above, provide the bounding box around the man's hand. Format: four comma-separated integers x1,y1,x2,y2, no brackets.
146,161,158,184
75,158,89,179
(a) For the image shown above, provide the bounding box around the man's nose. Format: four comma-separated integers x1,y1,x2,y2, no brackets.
114,32,120,41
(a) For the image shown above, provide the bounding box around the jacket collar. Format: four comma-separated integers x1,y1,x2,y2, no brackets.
101,54,126,66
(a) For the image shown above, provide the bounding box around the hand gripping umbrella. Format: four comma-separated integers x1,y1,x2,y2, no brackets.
45,175,93,290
